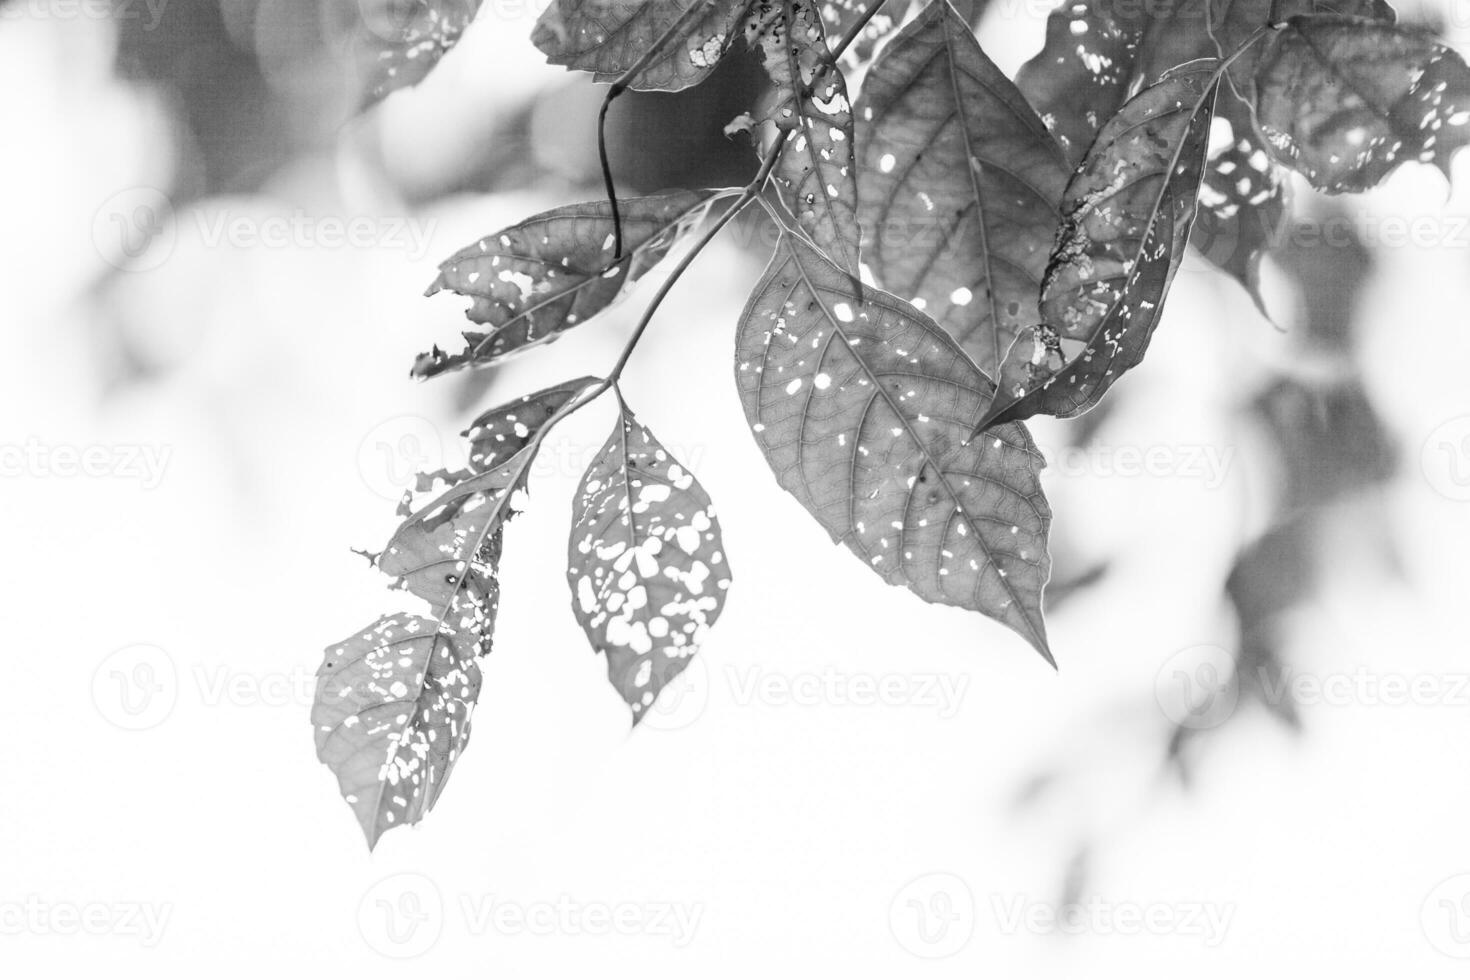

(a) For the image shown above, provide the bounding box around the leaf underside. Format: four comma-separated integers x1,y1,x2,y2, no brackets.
980,61,1218,427
417,192,719,378
568,406,731,722
532,0,756,91
856,0,1069,380
736,232,1053,661
358,0,484,108
1254,16,1470,193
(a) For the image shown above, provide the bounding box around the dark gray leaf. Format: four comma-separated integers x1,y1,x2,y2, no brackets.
856,0,1069,379
358,0,483,108
418,192,720,378
1254,16,1470,192
532,0,755,91
568,406,731,722
982,61,1219,426
736,232,1053,661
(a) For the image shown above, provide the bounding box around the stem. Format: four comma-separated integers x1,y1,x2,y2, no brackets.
596,0,724,258
605,139,785,385
824,0,888,65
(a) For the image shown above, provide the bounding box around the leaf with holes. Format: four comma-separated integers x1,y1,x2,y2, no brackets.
1254,16,1470,193
465,377,602,473
417,192,721,378
750,0,863,275
313,615,482,849
1016,0,1149,165
357,0,484,108
414,377,602,490
980,61,1219,427
532,0,755,91
568,405,731,722
736,232,1053,661
856,0,1069,380
377,446,542,637
1193,88,1288,315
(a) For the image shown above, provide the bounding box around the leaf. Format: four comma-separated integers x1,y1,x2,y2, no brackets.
856,0,1069,380
532,0,755,91
1193,88,1289,315
1015,0,1149,165
1253,16,1470,193
981,61,1219,427
314,615,482,849
464,377,602,473
750,0,863,275
1208,0,1395,104
417,192,720,378
817,0,914,64
568,405,731,722
736,231,1054,661
357,0,483,108
377,447,540,636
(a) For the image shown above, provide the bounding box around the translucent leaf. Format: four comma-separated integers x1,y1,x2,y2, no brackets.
358,0,483,108
568,406,731,722
856,0,1069,379
532,0,755,91
417,192,720,378
313,615,482,849
1016,0,1148,165
750,0,863,275
736,232,1054,661
982,62,1219,426
1254,16,1470,193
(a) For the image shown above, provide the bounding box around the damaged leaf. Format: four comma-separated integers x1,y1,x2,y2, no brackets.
982,61,1219,426
314,615,482,849
1016,0,1148,165
1193,89,1288,315
568,404,731,723
357,0,484,108
750,0,864,275
856,0,1069,379
736,232,1054,661
1254,16,1470,192
532,0,755,91
418,192,721,378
